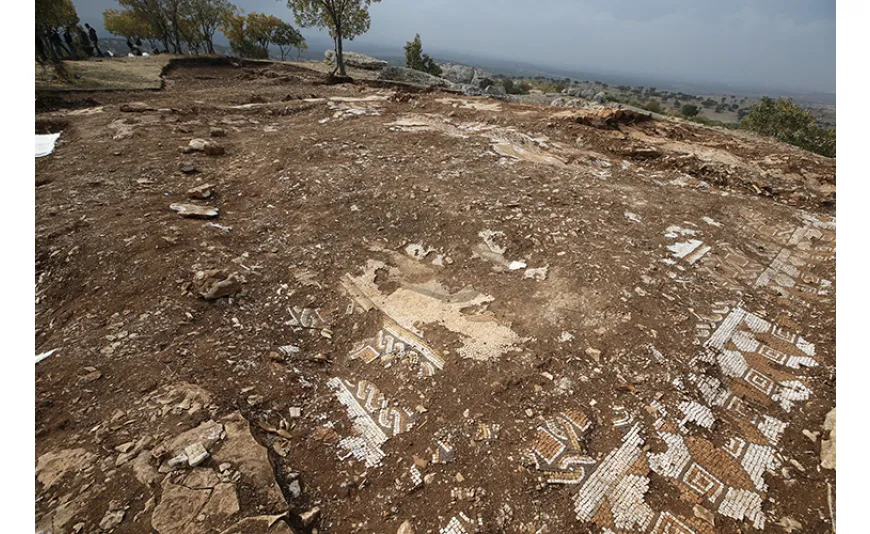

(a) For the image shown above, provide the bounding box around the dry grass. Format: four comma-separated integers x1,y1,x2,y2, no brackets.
36,55,173,92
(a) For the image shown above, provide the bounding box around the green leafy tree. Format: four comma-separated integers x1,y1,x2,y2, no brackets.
109,0,172,52
741,96,835,157
246,13,284,57
681,104,700,117
104,8,152,42
404,33,441,76
186,0,236,53
221,12,280,58
36,0,79,31
287,0,381,79
221,12,258,57
273,21,306,60
36,0,79,66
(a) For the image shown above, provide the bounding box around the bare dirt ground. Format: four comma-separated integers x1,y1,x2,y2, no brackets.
35,58,836,534
36,55,172,92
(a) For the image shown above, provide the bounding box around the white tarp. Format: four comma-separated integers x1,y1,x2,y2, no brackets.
36,133,61,158
36,348,58,364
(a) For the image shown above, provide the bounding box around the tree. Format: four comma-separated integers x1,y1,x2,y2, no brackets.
740,96,835,157
404,33,441,76
286,0,381,79
246,13,284,57
222,12,261,57
109,0,172,52
273,21,306,60
186,0,236,53
36,0,79,31
221,12,287,59
104,8,154,45
681,104,700,117
36,0,79,67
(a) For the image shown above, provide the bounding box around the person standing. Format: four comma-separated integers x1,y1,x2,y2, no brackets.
63,28,78,59
85,23,102,57
78,27,94,57
48,29,69,58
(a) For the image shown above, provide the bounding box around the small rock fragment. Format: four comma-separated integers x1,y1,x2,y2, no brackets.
204,142,225,156
210,127,226,137
186,138,207,152
585,347,602,362
523,266,549,281
99,509,126,531
193,270,242,300
821,407,836,469
284,479,300,498
778,516,803,532
289,407,302,418
299,507,320,527
397,520,416,534
170,203,218,219
187,183,214,200
120,102,153,112
177,161,197,174
693,505,714,525
184,442,209,467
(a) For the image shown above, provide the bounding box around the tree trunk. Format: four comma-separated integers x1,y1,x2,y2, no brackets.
336,29,347,78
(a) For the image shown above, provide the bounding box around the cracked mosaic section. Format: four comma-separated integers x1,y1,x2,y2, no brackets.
328,378,418,468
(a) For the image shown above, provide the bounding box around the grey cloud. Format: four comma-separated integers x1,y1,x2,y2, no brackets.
71,0,835,92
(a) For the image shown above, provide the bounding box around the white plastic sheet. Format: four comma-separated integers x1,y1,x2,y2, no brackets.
36,133,61,158
36,348,58,364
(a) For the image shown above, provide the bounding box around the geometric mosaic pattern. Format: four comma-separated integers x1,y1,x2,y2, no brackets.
328,377,418,468
348,318,445,378
529,410,597,484
697,212,835,307
561,305,820,533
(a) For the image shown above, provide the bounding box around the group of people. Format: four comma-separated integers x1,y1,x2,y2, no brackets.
38,23,102,62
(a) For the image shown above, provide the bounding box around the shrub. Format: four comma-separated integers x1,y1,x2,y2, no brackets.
642,100,662,113
681,104,700,117
740,96,835,157
404,34,441,76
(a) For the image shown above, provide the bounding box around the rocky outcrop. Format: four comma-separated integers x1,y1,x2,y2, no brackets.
324,50,389,70
438,63,492,85
563,87,597,99
378,66,450,88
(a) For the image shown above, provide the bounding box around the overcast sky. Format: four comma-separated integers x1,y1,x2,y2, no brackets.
73,0,836,93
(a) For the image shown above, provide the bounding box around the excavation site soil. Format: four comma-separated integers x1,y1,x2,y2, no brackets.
35,58,836,534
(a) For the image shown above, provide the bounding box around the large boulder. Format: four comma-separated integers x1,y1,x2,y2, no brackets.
484,84,507,96
439,63,476,84
471,72,495,90
438,62,493,85
324,50,389,70
378,66,450,87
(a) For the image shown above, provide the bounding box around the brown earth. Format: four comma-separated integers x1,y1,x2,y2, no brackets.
35,58,835,534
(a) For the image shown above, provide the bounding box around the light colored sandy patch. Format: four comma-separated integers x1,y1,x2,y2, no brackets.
388,113,607,168
329,94,392,103
343,260,523,361
436,97,502,112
